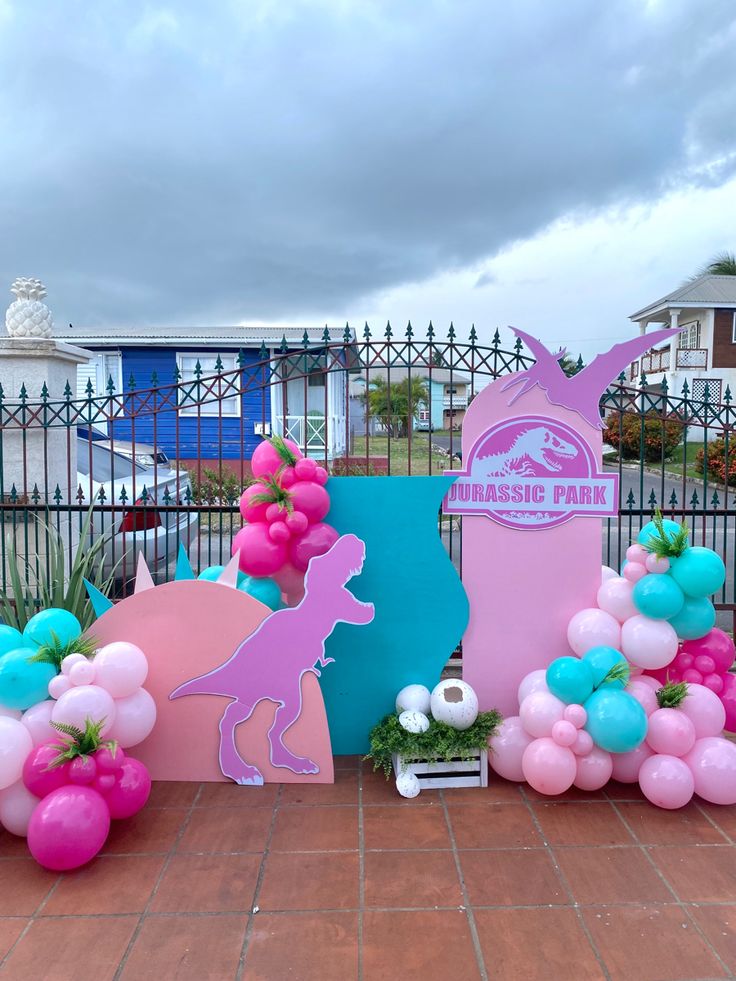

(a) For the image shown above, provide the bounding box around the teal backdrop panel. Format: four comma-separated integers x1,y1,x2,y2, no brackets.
320,476,469,753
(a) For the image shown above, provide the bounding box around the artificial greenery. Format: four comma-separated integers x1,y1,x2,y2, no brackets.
269,434,299,469
46,718,116,769
656,680,689,709
601,661,630,688
249,473,294,513
29,632,97,671
366,710,503,778
643,508,689,559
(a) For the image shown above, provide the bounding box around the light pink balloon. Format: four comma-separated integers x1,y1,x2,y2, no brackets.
522,738,577,795
601,565,618,583
684,736,736,805
621,615,679,670
517,669,548,704
597,577,638,623
639,754,695,809
0,718,33,791
69,660,96,687
574,747,613,791
645,554,670,574
51,685,116,737
488,716,534,782
610,742,653,783
94,642,148,698
551,720,578,747
0,779,39,836
48,675,71,700
106,688,156,748
626,544,649,564
571,730,594,756
563,704,587,729
636,675,662,692
567,608,621,657
623,562,647,584
60,653,87,676
627,679,659,717
0,705,22,721
21,701,57,746
519,691,565,738
646,708,696,757
680,683,726,738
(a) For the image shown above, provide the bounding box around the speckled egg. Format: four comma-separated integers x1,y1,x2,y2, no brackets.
395,771,421,798
398,710,430,734
395,684,431,715
430,680,479,731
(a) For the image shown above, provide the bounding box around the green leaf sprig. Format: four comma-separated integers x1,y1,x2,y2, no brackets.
269,434,299,469
643,508,689,559
45,717,117,769
656,680,689,709
248,474,294,513
28,632,97,671
599,660,631,689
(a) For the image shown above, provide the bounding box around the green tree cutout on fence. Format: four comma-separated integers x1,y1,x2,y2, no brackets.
361,376,429,438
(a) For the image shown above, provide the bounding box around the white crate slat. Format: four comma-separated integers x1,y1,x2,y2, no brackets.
392,750,488,790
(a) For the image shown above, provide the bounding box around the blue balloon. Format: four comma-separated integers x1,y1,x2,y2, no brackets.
241,577,282,612
584,688,647,753
632,574,685,620
0,624,24,658
669,547,725,599
198,565,249,587
23,608,81,649
546,657,594,704
638,518,685,549
582,646,629,689
668,596,716,640
0,647,56,710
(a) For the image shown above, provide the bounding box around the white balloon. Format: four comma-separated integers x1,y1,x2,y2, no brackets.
106,687,156,748
21,700,57,745
94,642,148,698
52,685,116,736
0,717,33,790
395,771,421,798
395,684,431,715
398,710,430,734
0,779,39,836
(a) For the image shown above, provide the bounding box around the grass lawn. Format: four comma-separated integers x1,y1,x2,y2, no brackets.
665,442,704,480
348,433,457,475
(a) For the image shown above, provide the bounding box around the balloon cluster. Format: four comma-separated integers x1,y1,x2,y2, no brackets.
232,436,335,606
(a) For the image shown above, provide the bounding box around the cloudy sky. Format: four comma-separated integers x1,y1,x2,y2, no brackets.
1,0,735,359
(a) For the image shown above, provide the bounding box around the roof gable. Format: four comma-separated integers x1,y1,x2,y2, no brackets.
630,275,736,321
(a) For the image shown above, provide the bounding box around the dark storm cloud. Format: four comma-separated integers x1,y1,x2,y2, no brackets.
0,0,735,326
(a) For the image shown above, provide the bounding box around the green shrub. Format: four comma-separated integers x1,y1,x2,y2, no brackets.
604,412,683,463
694,438,736,486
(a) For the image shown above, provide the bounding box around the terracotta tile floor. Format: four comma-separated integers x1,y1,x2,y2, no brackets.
3,758,736,980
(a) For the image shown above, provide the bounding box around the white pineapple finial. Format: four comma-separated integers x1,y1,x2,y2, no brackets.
6,277,54,339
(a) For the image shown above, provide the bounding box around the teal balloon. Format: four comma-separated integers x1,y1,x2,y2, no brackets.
669,547,726,598
198,565,249,587
23,608,81,649
638,518,684,549
632,574,685,620
582,646,629,689
668,596,716,640
546,657,594,704
584,688,647,753
0,648,56,710
241,577,282,612
0,624,24,658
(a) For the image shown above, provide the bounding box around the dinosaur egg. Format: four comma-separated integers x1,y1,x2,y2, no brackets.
395,771,421,798
395,684,431,715
398,710,430,734
430,680,479,730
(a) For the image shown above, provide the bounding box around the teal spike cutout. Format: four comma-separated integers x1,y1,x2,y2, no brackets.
175,542,195,581
84,578,114,618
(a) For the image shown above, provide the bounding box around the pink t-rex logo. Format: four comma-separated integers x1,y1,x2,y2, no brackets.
170,534,375,785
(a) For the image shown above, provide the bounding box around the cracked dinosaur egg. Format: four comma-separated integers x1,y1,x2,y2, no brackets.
398,710,430,734
395,684,431,715
430,680,479,730
395,771,421,798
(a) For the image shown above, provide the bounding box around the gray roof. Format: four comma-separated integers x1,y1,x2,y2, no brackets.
630,275,736,322
349,366,471,390
53,323,353,347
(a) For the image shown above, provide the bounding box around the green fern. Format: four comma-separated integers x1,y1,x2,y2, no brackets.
600,661,631,689
656,680,689,709
45,717,117,769
268,434,299,469
28,632,97,670
248,474,294,513
644,508,689,559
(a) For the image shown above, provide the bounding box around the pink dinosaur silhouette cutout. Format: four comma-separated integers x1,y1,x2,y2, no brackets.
169,534,374,785
502,326,682,429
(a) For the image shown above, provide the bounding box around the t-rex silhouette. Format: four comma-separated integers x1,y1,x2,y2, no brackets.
169,534,374,785
474,426,578,477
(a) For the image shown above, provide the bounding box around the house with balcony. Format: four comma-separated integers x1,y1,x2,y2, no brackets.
628,275,736,405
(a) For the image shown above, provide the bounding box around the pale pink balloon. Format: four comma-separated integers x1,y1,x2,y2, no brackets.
0,779,39,836
636,675,662,692
621,615,678,670
639,754,694,809
51,685,116,737
106,688,156,748
567,608,621,657
680,683,726,738
626,544,649,564
60,653,88,676
488,716,534,782
610,742,653,783
646,708,696,757
684,736,736,805
94,642,148,698
21,701,57,746
597,577,638,623
627,679,660,717
0,705,22,721
519,691,565,738
69,660,96,687
563,704,587,729
522,738,577,795
551,720,577,747
48,675,71,700
574,747,613,791
601,565,618,583
645,554,670,574
517,669,548,705
571,730,594,756
0,718,33,791
623,562,647,584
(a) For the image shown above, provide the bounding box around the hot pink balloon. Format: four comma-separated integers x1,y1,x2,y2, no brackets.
517,669,548,704
682,668,703,685
597,577,638,623
567,608,621,657
27,785,111,871
703,673,724,694
239,483,271,524
646,708,696,757
21,700,57,746
52,685,116,737
623,562,647,584
522,738,577,795
106,688,156,748
0,779,39,836
627,679,659,717
684,737,736,805
626,544,649,564
250,438,302,478
610,742,653,783
232,523,288,577
551,720,578,747
102,757,151,819
94,642,148,698
22,743,71,799
289,522,339,572
571,730,594,756
680,683,726,738
563,704,587,729
271,560,305,596
488,717,534,782
519,691,565,738
721,672,736,732
681,628,735,675
639,754,694,809
289,481,330,524
574,747,613,791
694,655,716,675
621,615,678,670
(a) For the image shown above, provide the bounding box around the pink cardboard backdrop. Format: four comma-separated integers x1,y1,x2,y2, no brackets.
460,381,602,717
90,579,334,783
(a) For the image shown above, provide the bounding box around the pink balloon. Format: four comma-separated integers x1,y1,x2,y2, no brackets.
22,743,71,798
290,522,339,572
101,758,151,819
636,675,662,692
682,668,703,685
721,672,736,732
94,642,148,698
627,679,659,717
69,660,96,687
646,708,696,757
680,683,726,738
645,554,670,574
0,705,22,721
519,691,565,738
574,747,613,791
488,716,534,782
271,560,305,595
106,688,156,748
563,704,587,729
601,565,618,582
285,588,305,606
289,481,330,524
684,736,736,805
694,655,716,675
623,562,647,584
268,521,290,544
597,577,638,623
674,652,694,672
522,738,577,795
567,608,621,657
48,675,71,700
621,615,678,670
551,720,578,747
231,523,288,577
681,628,735,675
239,483,270,524
0,779,39,836
0,718,33,791
21,700,57,746
703,673,724,694
517,669,548,704
60,653,87,676
27,785,111,871
626,544,649,564
52,685,116,737
571,730,594,756
250,438,302,479
610,742,653,783
639,754,694,809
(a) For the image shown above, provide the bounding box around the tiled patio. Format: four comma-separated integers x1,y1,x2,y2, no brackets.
1,757,736,980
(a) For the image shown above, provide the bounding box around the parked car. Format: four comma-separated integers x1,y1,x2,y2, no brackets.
76,438,198,581
94,439,170,469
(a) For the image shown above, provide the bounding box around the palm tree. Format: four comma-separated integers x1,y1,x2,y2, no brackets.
690,251,736,280
361,376,429,438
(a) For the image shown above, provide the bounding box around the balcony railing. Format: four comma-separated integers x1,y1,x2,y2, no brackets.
272,413,346,456
675,348,707,369
442,394,468,408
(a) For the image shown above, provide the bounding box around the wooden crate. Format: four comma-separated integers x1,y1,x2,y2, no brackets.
392,750,488,790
